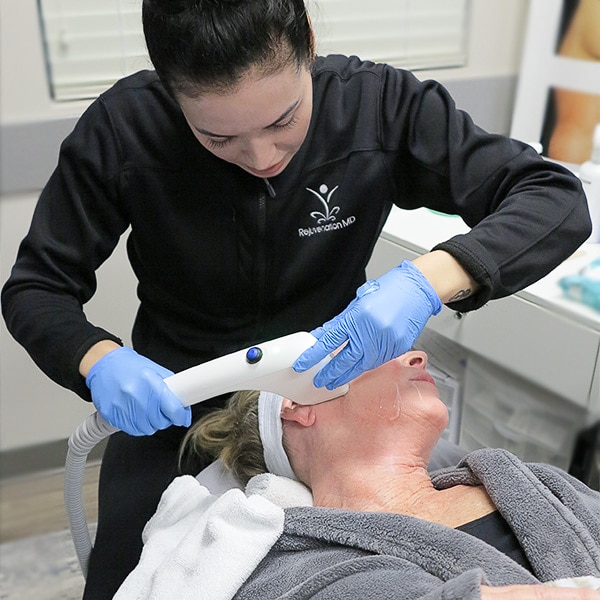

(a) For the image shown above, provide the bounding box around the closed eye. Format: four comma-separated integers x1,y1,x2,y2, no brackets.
203,112,299,150
206,137,233,149
271,115,299,130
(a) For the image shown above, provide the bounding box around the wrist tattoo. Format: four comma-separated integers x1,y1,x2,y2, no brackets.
448,288,471,303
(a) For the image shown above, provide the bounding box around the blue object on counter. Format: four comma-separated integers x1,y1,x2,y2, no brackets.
559,257,600,312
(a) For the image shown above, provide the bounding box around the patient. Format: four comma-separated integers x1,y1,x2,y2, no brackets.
178,350,600,599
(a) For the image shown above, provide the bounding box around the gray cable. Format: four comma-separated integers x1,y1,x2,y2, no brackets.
64,412,116,578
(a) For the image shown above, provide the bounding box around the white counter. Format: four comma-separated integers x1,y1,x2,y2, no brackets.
366,206,600,413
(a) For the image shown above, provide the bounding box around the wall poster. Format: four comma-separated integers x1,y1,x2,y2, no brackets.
511,0,600,167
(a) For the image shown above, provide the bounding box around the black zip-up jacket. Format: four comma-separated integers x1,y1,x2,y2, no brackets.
2,55,591,402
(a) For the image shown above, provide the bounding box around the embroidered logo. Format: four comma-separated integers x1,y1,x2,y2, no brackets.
299,182,356,237
306,184,340,223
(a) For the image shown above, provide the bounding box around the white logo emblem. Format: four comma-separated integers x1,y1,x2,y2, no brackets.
306,184,340,223
298,182,355,237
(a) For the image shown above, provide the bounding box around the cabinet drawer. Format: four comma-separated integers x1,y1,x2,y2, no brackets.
450,295,599,407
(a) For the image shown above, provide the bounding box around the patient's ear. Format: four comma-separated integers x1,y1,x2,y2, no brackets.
281,402,315,427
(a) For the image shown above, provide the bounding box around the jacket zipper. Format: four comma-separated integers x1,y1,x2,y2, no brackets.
254,179,275,339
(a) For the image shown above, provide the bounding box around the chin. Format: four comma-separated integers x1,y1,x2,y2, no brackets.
431,405,450,438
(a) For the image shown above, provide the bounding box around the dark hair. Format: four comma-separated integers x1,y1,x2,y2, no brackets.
142,0,315,97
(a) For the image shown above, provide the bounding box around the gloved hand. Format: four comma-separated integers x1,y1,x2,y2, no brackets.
86,346,192,436
293,260,442,389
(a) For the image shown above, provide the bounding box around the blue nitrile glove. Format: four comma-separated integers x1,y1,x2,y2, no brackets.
86,346,192,436
293,260,442,389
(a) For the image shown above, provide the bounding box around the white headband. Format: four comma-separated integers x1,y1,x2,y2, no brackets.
258,391,297,480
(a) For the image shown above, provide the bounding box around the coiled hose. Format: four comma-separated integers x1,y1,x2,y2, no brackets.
64,412,117,578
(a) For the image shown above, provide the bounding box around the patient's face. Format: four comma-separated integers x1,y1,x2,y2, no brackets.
282,351,449,459
336,352,442,424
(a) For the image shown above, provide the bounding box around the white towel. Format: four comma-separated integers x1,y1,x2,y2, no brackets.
544,576,600,589
114,475,284,600
246,472,313,508
195,458,244,495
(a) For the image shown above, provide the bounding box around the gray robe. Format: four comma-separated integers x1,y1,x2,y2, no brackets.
236,448,600,599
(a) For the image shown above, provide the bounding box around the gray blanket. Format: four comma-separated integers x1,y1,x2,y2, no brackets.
236,448,600,599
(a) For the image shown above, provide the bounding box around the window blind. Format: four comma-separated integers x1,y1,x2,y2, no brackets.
309,0,469,69
38,0,148,100
38,0,469,102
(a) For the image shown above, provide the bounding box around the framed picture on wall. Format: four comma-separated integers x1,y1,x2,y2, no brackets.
510,0,600,168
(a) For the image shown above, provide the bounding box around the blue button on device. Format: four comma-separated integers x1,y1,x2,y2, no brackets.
246,347,263,364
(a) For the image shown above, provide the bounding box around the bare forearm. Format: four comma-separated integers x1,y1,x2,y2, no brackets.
412,250,479,305
79,340,121,377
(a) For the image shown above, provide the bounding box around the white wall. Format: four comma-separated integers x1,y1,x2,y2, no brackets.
0,0,531,451
425,0,529,82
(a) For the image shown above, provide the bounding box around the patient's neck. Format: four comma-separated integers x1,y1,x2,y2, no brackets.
308,432,435,511
311,458,435,514
309,456,496,528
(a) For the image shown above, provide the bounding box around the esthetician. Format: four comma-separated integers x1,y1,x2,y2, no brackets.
1,0,592,597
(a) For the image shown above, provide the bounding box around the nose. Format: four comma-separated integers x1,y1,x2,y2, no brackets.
242,136,278,171
399,351,428,370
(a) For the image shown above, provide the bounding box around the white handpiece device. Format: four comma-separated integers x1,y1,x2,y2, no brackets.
165,331,348,406
66,331,347,578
